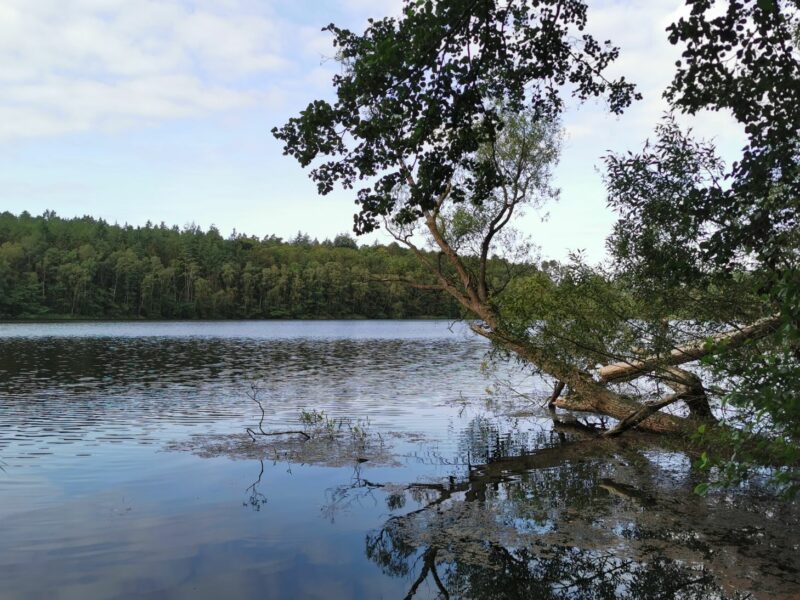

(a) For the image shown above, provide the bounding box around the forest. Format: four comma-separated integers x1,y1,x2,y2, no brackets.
0,211,460,320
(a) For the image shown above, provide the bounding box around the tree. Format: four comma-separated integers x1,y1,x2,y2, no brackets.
274,0,715,435
332,233,358,249
273,0,638,234
604,0,800,491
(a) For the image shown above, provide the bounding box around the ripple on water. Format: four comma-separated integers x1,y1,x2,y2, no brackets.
1,321,797,600
0,320,533,462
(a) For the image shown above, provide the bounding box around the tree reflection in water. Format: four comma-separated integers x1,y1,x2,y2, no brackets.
244,458,268,511
226,414,796,598
366,503,743,600
319,418,794,599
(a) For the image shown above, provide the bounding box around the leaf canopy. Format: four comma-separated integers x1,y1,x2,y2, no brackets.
273,0,639,234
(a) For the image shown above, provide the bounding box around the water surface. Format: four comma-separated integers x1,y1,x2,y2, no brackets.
0,320,797,599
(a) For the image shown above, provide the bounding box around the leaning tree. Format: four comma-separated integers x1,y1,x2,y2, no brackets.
273,0,793,439
273,0,714,435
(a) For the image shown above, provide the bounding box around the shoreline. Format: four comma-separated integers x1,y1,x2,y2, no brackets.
0,315,458,324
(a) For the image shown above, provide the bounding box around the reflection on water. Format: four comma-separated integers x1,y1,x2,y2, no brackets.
0,321,798,599
358,428,794,599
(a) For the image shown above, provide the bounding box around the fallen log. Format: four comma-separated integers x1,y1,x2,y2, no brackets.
598,317,779,383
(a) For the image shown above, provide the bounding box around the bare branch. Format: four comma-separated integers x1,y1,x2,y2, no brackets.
245,384,311,442
599,317,780,383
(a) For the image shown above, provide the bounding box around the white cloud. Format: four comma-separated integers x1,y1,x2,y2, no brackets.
341,0,404,18
0,0,294,141
528,0,747,262
559,0,744,150
298,25,336,59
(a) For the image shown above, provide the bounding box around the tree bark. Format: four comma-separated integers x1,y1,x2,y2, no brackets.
470,324,692,434
598,317,779,383
602,393,684,437
659,366,714,420
548,380,565,412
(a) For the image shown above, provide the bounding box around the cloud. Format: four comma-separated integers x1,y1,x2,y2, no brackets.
559,0,744,150
341,0,404,18
0,75,262,140
0,0,293,141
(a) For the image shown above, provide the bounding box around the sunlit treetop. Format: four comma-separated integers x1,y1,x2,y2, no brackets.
273,0,639,234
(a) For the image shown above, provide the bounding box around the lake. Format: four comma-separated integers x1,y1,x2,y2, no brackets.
0,320,797,599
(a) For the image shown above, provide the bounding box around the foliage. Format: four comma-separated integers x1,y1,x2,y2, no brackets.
432,110,561,291
298,408,372,444
495,262,643,370
0,211,460,320
273,0,638,234
605,0,800,492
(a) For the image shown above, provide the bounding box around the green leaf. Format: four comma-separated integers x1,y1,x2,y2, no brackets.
698,451,710,469
756,0,775,12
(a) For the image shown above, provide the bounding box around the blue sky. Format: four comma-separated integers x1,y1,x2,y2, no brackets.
0,0,744,261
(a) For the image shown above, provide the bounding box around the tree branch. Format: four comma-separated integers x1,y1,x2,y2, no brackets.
598,317,780,383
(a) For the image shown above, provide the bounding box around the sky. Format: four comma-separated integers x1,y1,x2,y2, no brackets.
0,0,745,262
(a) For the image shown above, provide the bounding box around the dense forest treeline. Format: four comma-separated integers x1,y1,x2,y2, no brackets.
0,211,462,319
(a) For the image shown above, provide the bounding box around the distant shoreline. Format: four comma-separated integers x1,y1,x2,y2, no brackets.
0,315,457,324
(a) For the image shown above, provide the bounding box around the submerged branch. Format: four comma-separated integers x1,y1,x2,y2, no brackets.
245,384,311,442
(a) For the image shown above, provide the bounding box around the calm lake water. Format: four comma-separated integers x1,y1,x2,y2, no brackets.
0,320,798,599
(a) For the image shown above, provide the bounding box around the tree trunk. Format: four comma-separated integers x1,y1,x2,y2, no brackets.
471,324,693,434
551,387,688,434
548,380,565,412
598,318,779,383
659,366,714,420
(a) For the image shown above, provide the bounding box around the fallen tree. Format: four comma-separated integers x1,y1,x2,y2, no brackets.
598,317,780,384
